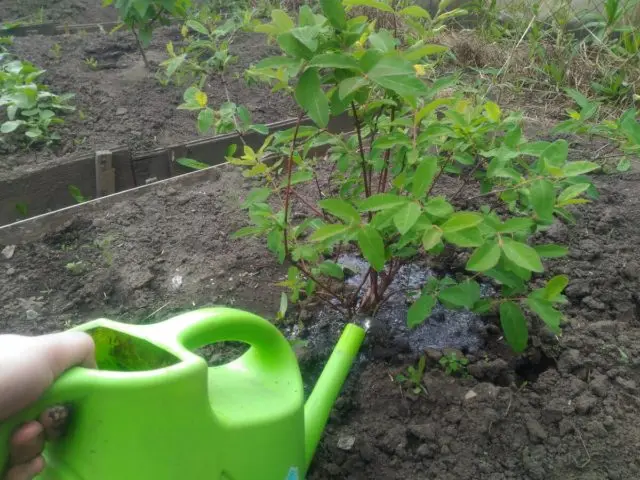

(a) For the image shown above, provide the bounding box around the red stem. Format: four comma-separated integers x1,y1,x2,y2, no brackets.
283,112,305,258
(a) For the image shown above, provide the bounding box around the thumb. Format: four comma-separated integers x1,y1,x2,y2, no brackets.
36,332,96,378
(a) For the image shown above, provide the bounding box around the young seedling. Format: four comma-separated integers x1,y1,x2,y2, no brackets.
395,356,427,395
439,352,469,376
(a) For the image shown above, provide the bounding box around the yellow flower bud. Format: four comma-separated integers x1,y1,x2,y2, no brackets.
413,64,427,77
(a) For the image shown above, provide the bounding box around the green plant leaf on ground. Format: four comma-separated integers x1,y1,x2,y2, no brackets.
529,179,555,221
500,301,528,352
357,225,386,271
441,212,483,233
466,242,501,272
393,202,421,234
439,280,480,309
367,56,427,98
526,296,562,333
295,68,329,127
319,198,360,224
320,0,347,29
407,292,436,327
501,239,544,272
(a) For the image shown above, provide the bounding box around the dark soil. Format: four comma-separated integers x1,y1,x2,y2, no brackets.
2,145,640,478
0,0,118,25
1,26,295,180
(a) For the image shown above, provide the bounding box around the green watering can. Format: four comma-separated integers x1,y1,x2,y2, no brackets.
0,308,365,480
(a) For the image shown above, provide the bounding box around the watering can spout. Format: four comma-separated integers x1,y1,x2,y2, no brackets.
303,323,366,470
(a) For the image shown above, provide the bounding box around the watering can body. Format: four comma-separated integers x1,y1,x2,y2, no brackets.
0,308,365,480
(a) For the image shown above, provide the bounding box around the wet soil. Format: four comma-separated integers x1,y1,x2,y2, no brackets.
1,26,295,180
2,140,640,478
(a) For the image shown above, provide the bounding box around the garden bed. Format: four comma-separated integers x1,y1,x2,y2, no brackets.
0,0,118,26
1,25,295,180
2,130,640,478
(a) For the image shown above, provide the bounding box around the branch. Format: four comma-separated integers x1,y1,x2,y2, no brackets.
351,102,371,197
283,112,305,258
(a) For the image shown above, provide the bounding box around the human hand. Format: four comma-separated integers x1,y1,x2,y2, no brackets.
0,332,95,480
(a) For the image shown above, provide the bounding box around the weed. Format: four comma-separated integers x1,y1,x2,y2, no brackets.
84,57,98,70
395,356,427,395
439,352,469,376
49,43,62,61
65,261,88,276
0,55,75,146
68,185,90,204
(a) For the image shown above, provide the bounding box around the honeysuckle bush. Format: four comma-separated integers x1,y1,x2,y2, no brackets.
214,0,602,353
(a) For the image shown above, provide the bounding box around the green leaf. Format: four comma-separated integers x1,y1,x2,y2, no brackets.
290,26,320,52
393,202,421,235
562,161,600,177
441,212,484,233
439,281,480,309
295,68,329,128
407,293,436,328
529,179,555,221
164,53,186,77
176,157,210,170
255,56,302,69
540,139,568,167
359,193,408,211
526,297,562,333
310,223,351,242
342,0,394,13
241,188,271,208
534,244,568,258
317,260,344,279
424,197,453,217
411,156,438,198
186,20,209,35
367,56,427,98
368,30,397,53
288,170,314,186
357,226,386,271
0,120,24,133
466,242,501,272
320,0,347,29
501,239,544,273
309,53,362,71
617,158,631,172
338,77,368,100
484,101,501,122
621,114,640,145
197,108,214,134
422,226,443,250
497,218,534,233
544,275,569,300
443,227,483,247
557,183,590,203
398,5,431,17
500,302,528,352
404,44,448,62
319,198,360,224
271,9,295,32
277,32,313,59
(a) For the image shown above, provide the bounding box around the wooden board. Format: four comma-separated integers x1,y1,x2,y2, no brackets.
2,22,120,37
0,113,354,229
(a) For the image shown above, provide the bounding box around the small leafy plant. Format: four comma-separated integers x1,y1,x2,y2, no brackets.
0,56,75,146
103,0,191,68
395,355,427,394
216,1,599,353
439,352,469,376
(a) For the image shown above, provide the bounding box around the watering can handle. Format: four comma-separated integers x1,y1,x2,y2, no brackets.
152,307,297,367
0,368,89,475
